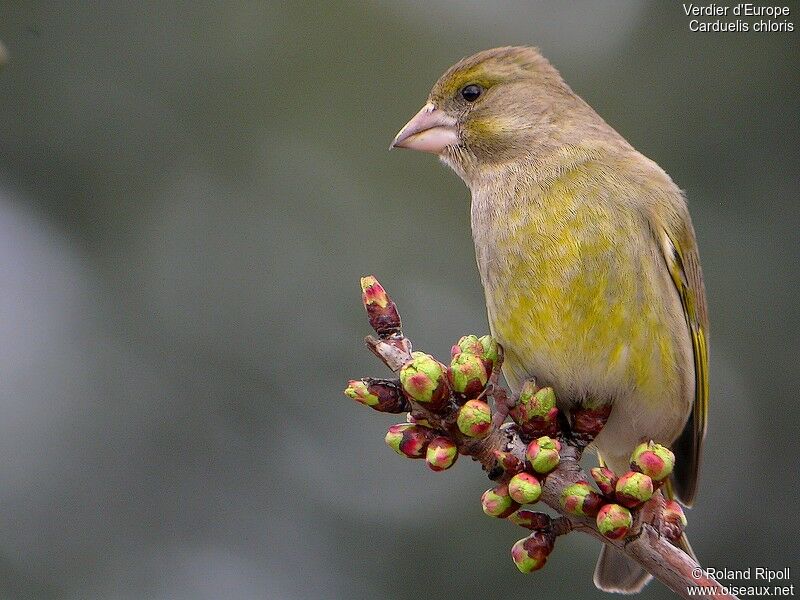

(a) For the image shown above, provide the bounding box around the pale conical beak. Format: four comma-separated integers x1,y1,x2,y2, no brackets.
390,103,459,154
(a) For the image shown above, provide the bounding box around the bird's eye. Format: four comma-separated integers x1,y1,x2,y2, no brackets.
460,84,482,102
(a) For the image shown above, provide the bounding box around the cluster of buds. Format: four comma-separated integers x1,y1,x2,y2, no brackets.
445,335,500,432
346,278,508,475
346,276,690,580
450,334,501,375
586,442,679,540
509,380,559,437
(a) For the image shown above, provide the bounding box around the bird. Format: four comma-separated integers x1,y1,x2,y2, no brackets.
391,46,708,594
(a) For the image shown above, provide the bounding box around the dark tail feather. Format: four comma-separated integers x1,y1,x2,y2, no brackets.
594,545,653,594
671,411,701,506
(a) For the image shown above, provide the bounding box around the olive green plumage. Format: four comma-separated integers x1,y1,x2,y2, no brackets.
393,47,709,594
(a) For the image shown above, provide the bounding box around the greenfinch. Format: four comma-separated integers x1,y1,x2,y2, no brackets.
392,47,708,593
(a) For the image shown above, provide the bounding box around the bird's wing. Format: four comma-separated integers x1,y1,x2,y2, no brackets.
650,202,709,507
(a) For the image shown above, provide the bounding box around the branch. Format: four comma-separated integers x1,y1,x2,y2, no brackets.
347,277,736,600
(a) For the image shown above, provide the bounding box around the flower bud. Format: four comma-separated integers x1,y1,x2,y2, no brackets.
510,382,559,437
344,379,378,407
448,352,489,399
456,399,492,438
344,379,409,413
560,481,603,517
663,500,687,542
478,335,501,372
525,436,561,475
425,436,458,472
399,352,449,409
508,510,551,531
451,334,484,357
406,412,432,428
360,276,401,336
615,471,654,507
590,467,618,498
481,484,520,518
571,404,612,439
510,531,555,573
491,450,524,480
630,441,675,482
384,423,434,459
596,503,632,539
508,472,542,504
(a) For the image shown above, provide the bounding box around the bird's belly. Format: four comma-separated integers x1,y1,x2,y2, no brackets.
480,214,690,456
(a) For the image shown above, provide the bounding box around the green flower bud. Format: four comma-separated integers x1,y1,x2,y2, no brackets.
508,510,551,531
384,423,433,459
560,481,603,517
481,484,520,518
663,500,687,542
360,276,401,336
615,471,654,507
448,352,489,399
590,467,618,498
510,531,555,573
399,352,448,408
344,378,409,413
510,383,559,437
478,335,501,372
456,399,492,438
425,436,458,472
344,379,378,407
596,503,632,539
630,441,675,482
525,436,561,474
451,334,483,357
508,472,542,504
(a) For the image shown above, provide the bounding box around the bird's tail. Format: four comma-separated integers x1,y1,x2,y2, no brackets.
593,465,697,593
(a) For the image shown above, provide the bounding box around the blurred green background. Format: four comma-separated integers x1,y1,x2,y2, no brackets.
0,2,798,599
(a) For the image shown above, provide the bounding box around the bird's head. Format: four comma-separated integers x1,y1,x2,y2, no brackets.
391,46,589,181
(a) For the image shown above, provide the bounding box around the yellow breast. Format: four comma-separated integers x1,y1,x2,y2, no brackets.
476,167,679,405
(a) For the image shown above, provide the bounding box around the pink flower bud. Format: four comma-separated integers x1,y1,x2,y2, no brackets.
525,436,561,475
596,503,632,539
360,276,401,336
511,531,555,573
630,441,675,482
425,436,458,471
615,471,654,508
384,423,434,459
456,399,492,438
481,484,520,518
